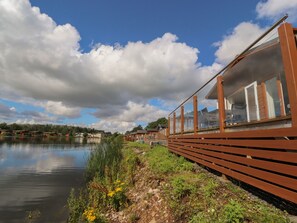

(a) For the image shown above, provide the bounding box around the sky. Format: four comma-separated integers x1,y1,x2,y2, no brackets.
1,0,297,132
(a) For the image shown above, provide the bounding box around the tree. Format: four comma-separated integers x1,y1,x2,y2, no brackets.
0,123,8,130
145,117,168,130
131,125,143,132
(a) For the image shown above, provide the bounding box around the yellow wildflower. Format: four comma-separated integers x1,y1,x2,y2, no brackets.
115,187,122,192
108,190,115,197
87,214,96,222
115,179,121,184
83,208,96,222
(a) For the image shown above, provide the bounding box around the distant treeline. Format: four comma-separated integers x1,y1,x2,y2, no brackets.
125,117,168,134
0,122,104,136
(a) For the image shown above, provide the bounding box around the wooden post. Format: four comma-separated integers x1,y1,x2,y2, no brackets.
167,116,170,137
278,23,297,127
193,95,198,134
173,112,176,135
217,75,225,132
181,106,184,135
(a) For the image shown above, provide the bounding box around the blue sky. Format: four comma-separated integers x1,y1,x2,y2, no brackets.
0,0,297,132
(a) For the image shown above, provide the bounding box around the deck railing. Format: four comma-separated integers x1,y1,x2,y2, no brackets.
167,17,297,205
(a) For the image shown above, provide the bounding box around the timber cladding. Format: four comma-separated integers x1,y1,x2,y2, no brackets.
168,127,297,204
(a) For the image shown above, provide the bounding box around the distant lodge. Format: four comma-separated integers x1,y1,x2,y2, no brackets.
125,124,167,145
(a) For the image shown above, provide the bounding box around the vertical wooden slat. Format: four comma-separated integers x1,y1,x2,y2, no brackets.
278,23,297,127
173,112,176,135
181,106,184,135
193,95,198,134
217,75,225,132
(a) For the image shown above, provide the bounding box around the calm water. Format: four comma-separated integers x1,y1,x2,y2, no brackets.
0,137,92,223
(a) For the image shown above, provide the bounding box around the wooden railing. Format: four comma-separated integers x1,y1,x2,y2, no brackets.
167,21,297,204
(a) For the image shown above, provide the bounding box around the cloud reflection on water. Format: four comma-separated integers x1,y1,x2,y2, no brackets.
0,141,90,221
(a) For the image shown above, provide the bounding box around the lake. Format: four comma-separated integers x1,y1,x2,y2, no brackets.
0,137,93,223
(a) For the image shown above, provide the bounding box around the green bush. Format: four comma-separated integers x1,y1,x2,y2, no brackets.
223,200,245,223
122,148,140,185
203,178,219,198
170,176,194,199
67,188,87,223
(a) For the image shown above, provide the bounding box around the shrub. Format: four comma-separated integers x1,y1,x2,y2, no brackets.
67,188,87,223
223,200,245,223
203,178,219,198
122,148,140,185
106,179,128,211
170,176,194,199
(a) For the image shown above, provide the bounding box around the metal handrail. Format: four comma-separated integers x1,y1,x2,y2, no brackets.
169,14,288,116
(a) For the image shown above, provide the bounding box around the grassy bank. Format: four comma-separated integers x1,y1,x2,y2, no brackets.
67,140,291,223
139,143,290,222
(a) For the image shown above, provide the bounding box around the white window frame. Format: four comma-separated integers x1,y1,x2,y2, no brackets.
244,81,260,122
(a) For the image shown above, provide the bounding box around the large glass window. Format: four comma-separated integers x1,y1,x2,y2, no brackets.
221,38,291,127
225,88,247,125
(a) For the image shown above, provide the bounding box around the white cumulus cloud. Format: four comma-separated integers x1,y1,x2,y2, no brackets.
256,0,297,21
214,22,265,64
0,0,202,110
44,101,80,118
92,101,169,133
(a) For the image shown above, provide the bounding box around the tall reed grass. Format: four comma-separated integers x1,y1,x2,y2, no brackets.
85,135,123,182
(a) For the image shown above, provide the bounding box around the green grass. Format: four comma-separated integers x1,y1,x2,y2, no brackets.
85,135,123,182
144,145,193,175
68,135,127,222
126,142,290,223
68,141,291,223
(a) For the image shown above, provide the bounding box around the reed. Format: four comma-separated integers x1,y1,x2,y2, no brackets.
85,135,123,182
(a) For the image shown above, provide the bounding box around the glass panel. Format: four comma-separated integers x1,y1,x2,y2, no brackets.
225,88,247,125
222,26,291,126
197,82,219,130
175,110,181,134
266,77,281,118
279,71,290,115
169,114,174,135
184,100,194,132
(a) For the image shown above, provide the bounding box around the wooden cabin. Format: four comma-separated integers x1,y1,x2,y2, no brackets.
167,21,297,205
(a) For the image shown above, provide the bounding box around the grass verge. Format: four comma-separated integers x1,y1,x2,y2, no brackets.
137,143,290,223
67,140,291,223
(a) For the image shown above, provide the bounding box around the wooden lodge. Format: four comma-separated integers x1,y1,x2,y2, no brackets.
167,19,297,205
125,125,168,144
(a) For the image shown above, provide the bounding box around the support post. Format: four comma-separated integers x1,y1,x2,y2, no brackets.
167,116,170,137
181,106,184,135
278,23,297,127
173,112,176,135
217,75,225,132
193,95,198,134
